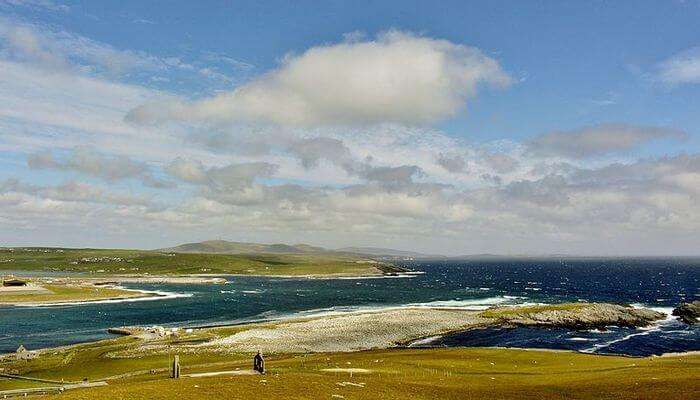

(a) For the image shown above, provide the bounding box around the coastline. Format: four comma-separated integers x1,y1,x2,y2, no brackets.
0,285,191,307
91,302,668,357
201,271,420,280
83,275,228,284
3,269,405,283
2,301,691,358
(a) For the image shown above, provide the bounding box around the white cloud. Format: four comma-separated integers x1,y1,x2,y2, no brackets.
0,17,159,75
166,158,278,190
286,137,352,169
27,147,173,188
0,0,69,12
127,31,511,126
436,153,467,173
0,16,246,91
484,153,519,173
657,47,700,84
0,59,227,168
356,165,424,185
527,123,687,159
1,179,154,207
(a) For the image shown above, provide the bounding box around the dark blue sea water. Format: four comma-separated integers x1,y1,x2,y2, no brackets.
1,258,698,356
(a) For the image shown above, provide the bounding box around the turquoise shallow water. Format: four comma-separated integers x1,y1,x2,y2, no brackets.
1,258,698,356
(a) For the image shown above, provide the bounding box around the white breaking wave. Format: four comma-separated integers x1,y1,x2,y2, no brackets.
408,335,443,347
643,306,677,323
317,272,423,280
403,297,515,310
586,328,614,334
14,287,193,308
228,295,527,325
581,305,678,353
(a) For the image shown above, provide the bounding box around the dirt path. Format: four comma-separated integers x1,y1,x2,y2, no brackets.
0,381,107,397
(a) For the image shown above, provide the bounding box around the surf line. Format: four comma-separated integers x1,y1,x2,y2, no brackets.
581,305,677,353
14,287,193,308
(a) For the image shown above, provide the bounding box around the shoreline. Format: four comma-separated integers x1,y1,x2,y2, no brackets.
191,268,420,280
3,270,410,282
59,275,228,284
91,302,671,357
3,334,698,360
0,303,694,359
0,286,191,307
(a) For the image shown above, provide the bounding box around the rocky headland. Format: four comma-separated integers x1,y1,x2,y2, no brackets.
479,303,665,330
672,301,700,324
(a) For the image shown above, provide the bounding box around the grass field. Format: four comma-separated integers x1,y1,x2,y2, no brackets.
2,344,697,399
0,247,389,276
479,303,588,318
0,284,144,304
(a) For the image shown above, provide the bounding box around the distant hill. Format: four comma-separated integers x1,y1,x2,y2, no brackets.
159,240,328,255
336,246,443,258
159,240,444,258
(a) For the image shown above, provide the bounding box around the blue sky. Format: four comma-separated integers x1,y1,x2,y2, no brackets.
26,0,699,140
1,1,700,254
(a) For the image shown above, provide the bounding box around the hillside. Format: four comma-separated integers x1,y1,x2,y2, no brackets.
159,240,327,255
161,240,441,259
0,247,396,277
337,246,443,258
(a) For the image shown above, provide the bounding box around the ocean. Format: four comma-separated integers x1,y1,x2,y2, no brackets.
1,258,698,356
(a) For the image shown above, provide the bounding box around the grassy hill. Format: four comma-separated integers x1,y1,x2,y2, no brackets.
161,240,441,259
0,247,394,277
159,240,328,255
337,246,442,258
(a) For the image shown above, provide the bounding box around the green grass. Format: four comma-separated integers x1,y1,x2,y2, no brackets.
479,303,588,318
2,318,697,399
0,284,142,304
0,247,387,276
3,345,697,400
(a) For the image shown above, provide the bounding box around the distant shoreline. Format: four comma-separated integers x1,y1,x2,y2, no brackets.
2,270,408,282
5,286,192,307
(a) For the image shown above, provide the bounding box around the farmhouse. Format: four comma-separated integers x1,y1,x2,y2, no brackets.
15,345,38,361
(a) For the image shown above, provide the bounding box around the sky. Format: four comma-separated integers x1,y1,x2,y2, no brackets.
1,0,700,255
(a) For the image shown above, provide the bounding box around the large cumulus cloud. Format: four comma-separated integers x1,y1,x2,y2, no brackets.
126,31,511,127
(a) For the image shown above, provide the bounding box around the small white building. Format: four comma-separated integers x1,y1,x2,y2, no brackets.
16,345,38,361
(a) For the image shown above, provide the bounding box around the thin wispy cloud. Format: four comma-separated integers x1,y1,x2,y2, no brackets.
656,47,700,85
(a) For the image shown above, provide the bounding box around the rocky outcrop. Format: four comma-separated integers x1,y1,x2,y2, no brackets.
376,263,410,275
481,303,665,330
672,301,700,324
